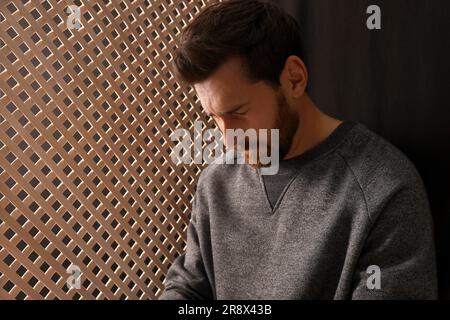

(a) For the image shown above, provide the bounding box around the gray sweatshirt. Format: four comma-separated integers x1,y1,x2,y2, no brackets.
159,121,438,299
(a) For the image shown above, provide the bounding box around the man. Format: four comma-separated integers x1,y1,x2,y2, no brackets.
159,0,437,299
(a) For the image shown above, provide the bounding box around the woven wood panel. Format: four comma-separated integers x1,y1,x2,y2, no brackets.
0,0,217,300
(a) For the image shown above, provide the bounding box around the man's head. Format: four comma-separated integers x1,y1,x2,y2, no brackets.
172,0,308,164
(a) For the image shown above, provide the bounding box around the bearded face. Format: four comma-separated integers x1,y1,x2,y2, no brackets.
194,56,303,170
241,88,300,169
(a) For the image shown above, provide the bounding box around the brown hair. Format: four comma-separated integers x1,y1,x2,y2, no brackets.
172,0,304,88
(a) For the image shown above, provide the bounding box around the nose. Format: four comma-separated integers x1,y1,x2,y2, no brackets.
216,117,234,148
216,117,231,133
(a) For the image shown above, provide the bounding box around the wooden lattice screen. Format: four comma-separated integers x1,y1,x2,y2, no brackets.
0,0,217,300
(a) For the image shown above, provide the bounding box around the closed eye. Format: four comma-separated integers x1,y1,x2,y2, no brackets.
232,109,248,116
205,104,249,119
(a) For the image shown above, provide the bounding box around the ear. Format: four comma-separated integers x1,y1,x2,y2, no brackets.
279,55,308,98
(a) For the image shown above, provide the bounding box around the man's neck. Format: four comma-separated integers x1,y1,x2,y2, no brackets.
284,94,343,160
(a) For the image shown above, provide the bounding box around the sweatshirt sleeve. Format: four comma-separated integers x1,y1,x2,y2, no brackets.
351,172,438,299
158,193,214,300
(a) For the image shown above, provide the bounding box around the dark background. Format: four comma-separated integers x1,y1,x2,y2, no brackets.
275,0,450,299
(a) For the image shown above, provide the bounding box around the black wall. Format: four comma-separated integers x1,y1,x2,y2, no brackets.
276,0,450,299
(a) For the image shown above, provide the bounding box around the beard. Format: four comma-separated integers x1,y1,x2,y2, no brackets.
242,88,300,169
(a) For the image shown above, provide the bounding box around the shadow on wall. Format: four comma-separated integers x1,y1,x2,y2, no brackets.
275,0,450,299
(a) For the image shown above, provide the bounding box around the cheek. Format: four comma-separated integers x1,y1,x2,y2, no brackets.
248,104,278,129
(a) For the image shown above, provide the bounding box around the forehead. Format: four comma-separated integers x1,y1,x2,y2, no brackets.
194,56,254,110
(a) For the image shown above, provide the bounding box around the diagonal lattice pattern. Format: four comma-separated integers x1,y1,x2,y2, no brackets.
0,0,217,300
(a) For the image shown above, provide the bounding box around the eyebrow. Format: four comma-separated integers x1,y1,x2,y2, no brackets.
205,102,249,117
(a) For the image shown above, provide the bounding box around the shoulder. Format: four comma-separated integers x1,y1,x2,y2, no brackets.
337,122,428,220
337,122,423,188
195,161,249,194
196,149,250,188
